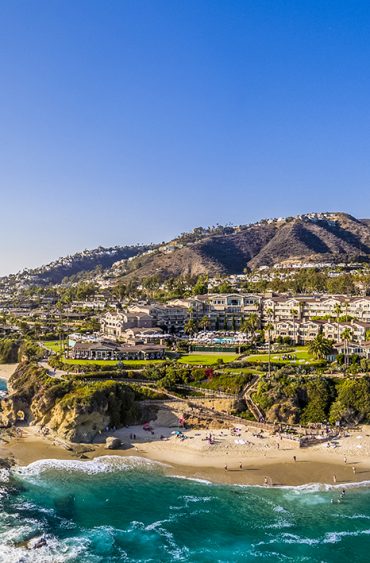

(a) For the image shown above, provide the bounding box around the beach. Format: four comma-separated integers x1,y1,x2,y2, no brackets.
1,416,370,487
0,363,18,382
1,367,369,487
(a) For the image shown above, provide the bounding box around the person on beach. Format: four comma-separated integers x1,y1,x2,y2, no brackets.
264,477,268,486
224,464,228,471
352,466,356,475
239,463,243,470
344,456,347,464
293,455,297,462
333,474,337,484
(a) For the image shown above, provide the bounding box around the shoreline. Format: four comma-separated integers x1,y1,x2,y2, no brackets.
0,363,18,382
2,422,370,488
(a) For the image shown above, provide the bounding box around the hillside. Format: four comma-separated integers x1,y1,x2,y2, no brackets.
0,244,152,287
115,212,370,282
2,212,370,288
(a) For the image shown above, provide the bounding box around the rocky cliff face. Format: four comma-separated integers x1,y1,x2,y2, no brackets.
0,363,145,443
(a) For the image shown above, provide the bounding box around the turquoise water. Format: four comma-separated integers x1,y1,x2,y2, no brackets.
1,456,370,562
0,378,7,392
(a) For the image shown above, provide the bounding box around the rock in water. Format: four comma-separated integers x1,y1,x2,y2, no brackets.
105,437,121,449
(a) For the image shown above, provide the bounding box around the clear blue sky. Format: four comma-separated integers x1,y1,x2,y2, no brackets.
1,0,370,275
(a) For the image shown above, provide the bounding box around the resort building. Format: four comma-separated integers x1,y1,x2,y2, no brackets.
100,293,370,344
334,341,370,359
172,294,262,331
271,320,322,344
101,311,153,339
69,340,165,361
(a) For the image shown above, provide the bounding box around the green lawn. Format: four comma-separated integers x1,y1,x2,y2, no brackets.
177,353,239,366
243,347,319,365
42,340,66,353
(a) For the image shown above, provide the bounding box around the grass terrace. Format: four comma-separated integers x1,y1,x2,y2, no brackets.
243,346,319,365
42,340,67,353
177,352,239,366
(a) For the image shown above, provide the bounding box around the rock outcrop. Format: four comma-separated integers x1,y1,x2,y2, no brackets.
1,363,143,443
105,437,122,449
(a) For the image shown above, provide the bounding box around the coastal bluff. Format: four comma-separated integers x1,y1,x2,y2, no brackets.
0,363,151,443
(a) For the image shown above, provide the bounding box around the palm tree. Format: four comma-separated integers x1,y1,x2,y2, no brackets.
184,318,198,337
265,321,274,376
199,316,210,331
265,307,274,376
344,301,349,322
341,327,352,368
290,308,298,344
333,303,342,342
245,313,259,345
308,334,334,360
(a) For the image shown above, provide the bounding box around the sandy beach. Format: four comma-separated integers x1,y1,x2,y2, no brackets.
1,415,370,487
1,371,369,486
0,363,18,382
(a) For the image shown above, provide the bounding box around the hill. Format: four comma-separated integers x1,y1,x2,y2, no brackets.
114,212,370,282
2,212,370,288
0,244,152,287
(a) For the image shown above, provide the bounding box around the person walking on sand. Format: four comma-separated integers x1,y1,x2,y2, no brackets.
333,474,337,484
239,462,243,470
224,464,228,471
352,466,356,475
293,455,297,462
264,477,268,486
344,456,347,464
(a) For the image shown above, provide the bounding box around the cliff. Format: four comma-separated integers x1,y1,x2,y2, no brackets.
0,363,145,442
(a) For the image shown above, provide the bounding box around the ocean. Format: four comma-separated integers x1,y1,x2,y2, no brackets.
0,456,370,562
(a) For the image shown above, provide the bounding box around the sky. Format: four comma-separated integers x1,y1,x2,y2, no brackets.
1,0,370,275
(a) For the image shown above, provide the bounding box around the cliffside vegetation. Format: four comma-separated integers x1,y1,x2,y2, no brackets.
0,337,20,363
1,363,146,442
0,337,43,364
253,371,370,425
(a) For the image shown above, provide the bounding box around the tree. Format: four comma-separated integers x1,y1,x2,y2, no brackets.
192,276,208,296
113,283,127,301
333,303,342,342
199,316,210,331
265,322,274,376
215,281,233,294
341,327,352,368
184,319,198,337
290,308,299,344
241,313,259,345
301,378,334,424
329,378,370,425
308,334,333,360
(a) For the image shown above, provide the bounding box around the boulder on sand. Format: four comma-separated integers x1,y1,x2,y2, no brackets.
105,437,121,449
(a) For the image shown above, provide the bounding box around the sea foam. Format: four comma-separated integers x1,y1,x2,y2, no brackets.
14,455,166,478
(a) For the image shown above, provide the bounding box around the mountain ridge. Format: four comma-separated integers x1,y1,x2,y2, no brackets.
2,212,370,288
